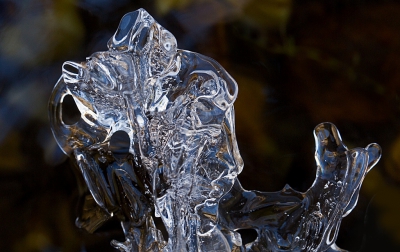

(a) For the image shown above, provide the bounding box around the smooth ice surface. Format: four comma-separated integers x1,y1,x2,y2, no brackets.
49,9,382,252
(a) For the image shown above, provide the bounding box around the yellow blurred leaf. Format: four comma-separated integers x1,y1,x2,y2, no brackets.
242,0,292,30
155,0,192,15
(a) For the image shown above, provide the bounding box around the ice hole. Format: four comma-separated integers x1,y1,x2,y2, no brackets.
61,94,81,125
237,228,258,245
63,62,80,74
153,216,169,242
109,131,130,159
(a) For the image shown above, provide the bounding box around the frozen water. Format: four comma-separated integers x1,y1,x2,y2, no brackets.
49,9,382,252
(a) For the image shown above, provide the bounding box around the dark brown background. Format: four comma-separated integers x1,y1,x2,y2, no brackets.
1,0,400,251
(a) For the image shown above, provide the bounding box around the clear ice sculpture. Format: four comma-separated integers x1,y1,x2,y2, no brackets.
49,9,382,252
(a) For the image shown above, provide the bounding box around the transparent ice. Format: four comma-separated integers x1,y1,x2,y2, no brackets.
49,9,382,252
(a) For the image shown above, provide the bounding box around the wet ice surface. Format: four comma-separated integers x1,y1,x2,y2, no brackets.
49,9,382,252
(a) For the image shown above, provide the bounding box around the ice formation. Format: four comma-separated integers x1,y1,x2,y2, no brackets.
49,9,382,252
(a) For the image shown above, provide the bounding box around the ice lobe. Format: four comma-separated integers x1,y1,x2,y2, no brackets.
49,9,382,252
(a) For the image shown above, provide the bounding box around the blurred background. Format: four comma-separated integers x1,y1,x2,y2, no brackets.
1,0,400,251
